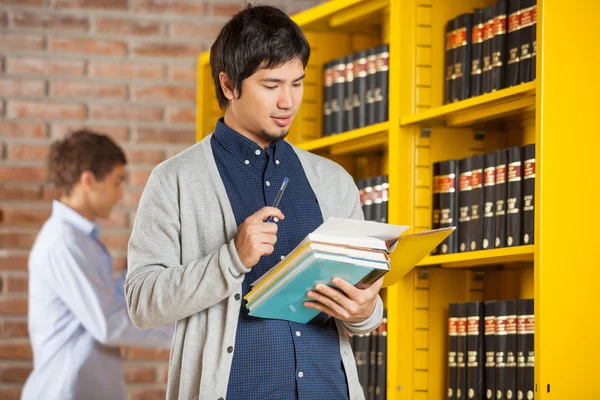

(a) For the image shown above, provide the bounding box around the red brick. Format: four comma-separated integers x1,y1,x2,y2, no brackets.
50,81,127,99
126,149,166,164
90,104,163,122
89,61,164,80
49,37,126,56
12,12,88,31
122,188,143,207
0,206,49,226
207,2,244,17
0,80,45,97
101,232,130,251
2,275,29,293
167,106,195,123
42,186,59,201
136,128,194,145
134,85,195,103
131,0,205,16
1,0,45,6
51,124,129,142
53,0,127,9
128,168,152,187
6,144,50,162
168,65,196,82
127,347,170,361
0,122,47,138
0,33,44,51
0,343,32,360
130,388,167,400
0,386,22,400
0,297,28,315
113,255,127,272
7,100,85,120
5,57,85,77
0,166,46,182
169,21,222,40
159,367,168,383
96,17,162,36
0,320,29,338
0,12,7,28
124,366,155,383
0,255,29,271
98,211,128,229
133,42,204,58
0,364,32,383
0,232,37,250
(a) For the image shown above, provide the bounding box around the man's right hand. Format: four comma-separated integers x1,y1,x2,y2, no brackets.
234,207,284,268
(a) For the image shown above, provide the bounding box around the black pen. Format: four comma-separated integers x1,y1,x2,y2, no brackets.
267,177,289,222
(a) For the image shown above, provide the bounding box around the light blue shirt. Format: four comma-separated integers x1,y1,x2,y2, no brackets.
22,201,174,400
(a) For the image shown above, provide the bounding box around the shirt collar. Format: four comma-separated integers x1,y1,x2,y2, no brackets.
51,200,100,239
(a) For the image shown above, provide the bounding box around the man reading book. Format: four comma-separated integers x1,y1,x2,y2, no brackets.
125,5,383,399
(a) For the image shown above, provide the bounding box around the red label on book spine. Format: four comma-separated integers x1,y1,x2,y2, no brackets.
437,174,456,193
524,315,534,334
485,316,495,335
457,319,467,335
508,12,520,32
449,318,458,336
524,158,535,179
471,169,483,189
376,52,389,72
334,64,346,83
353,58,368,78
484,167,496,187
484,19,494,40
495,316,507,335
496,165,507,184
454,27,468,48
467,316,480,335
324,68,333,87
508,162,522,182
494,14,507,35
506,315,517,334
459,172,472,191
531,5,537,24
472,24,484,43
520,6,536,28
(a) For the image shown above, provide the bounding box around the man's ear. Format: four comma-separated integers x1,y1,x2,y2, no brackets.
80,170,97,191
219,72,237,101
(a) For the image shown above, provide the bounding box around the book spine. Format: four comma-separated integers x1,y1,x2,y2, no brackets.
482,152,496,249
448,303,459,400
363,177,375,221
484,301,496,400
373,175,384,224
505,0,521,88
445,21,455,104
432,162,442,254
353,51,368,130
439,160,459,254
495,300,508,400
530,1,537,81
375,314,387,400
375,44,390,123
344,55,355,132
381,175,389,224
366,48,377,126
495,149,508,248
491,0,507,91
470,154,484,251
459,157,473,252
481,5,495,94
522,144,535,244
505,300,518,400
518,0,535,83
453,14,472,102
506,146,523,247
323,61,334,137
457,303,468,400
358,333,369,396
331,58,346,135
466,302,484,400
517,299,534,400
368,330,378,400
470,9,484,97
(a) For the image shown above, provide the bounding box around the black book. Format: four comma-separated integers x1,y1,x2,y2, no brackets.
366,48,377,125
452,14,472,102
353,50,368,130
530,1,537,81
495,300,508,400
505,0,521,88
448,303,459,400
331,58,346,135
505,301,518,400
506,146,523,247
457,303,468,400
484,301,496,400
470,9,484,97
481,5,495,94
517,299,534,400
522,144,535,245
373,175,384,224
466,302,484,400
368,330,378,400
437,160,459,254
362,177,375,221
381,175,389,223
518,0,536,83
433,161,442,245
445,20,455,104
357,333,369,395
482,152,496,250
344,55,355,132
458,157,472,252
375,314,387,400
374,44,389,123
470,154,484,251
491,0,507,91
494,149,508,248
322,61,334,137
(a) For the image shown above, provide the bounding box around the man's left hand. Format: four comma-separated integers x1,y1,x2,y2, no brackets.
303,277,383,323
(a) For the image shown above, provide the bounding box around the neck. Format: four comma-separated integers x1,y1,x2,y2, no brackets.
59,195,96,222
223,112,271,150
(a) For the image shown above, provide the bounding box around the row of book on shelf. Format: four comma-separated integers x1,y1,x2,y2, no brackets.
357,175,389,224
447,299,534,400
349,310,388,400
445,0,537,104
433,144,535,254
322,44,390,136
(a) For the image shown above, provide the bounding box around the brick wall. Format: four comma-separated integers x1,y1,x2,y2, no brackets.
0,0,323,398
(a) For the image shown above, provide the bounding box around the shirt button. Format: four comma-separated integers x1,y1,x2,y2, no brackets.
298,371,304,378
244,160,249,165
255,149,261,155
275,160,280,165
280,255,285,260
266,181,270,186
234,293,241,301
296,331,301,337
227,346,233,353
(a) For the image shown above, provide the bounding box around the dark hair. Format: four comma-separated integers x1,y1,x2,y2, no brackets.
48,130,127,196
210,4,310,109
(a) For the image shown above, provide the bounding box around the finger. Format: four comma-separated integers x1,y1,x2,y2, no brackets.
248,207,285,223
313,283,355,311
303,301,338,320
355,276,384,292
259,233,278,246
331,277,363,301
306,288,351,320
259,243,275,257
259,222,279,235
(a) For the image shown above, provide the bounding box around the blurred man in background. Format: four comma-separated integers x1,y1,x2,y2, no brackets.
22,130,174,400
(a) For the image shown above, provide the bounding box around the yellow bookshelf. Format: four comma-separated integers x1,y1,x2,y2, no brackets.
196,0,599,398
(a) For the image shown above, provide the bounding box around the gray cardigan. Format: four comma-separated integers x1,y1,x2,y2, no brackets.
125,135,383,399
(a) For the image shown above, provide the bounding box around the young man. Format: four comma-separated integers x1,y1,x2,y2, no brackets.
22,131,174,400
126,5,383,399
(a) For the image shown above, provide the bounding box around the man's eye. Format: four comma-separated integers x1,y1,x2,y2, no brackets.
264,86,277,90
293,83,302,87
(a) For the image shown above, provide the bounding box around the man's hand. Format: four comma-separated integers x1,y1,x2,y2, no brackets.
303,277,383,323
234,206,284,269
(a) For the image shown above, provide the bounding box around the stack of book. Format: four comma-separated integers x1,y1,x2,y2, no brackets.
357,174,389,223
245,218,454,324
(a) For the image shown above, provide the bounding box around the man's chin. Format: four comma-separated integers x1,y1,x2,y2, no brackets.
260,128,290,143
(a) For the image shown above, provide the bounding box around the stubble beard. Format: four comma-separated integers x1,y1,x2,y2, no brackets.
260,127,290,143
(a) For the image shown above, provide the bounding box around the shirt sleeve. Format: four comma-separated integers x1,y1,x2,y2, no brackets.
46,239,174,348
